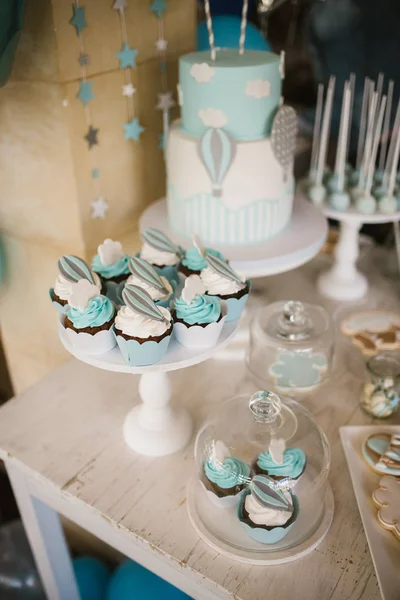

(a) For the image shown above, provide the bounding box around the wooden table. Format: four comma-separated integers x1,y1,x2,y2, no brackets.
0,254,399,600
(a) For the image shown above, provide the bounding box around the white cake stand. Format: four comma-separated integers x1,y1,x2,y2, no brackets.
59,321,239,457
317,203,400,301
140,196,328,278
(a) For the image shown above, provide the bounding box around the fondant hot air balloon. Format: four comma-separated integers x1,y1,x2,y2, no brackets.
197,128,237,197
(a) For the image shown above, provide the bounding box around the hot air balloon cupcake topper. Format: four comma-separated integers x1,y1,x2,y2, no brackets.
197,128,237,197
271,105,297,183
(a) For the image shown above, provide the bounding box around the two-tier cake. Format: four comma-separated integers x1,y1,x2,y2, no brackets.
166,49,296,245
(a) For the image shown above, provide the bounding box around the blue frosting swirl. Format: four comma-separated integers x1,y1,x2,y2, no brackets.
181,247,224,272
175,294,221,325
205,457,251,489
66,295,115,329
257,448,306,479
92,254,130,279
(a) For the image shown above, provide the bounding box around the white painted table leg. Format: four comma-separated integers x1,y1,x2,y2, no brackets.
123,371,193,457
6,463,80,600
318,220,368,300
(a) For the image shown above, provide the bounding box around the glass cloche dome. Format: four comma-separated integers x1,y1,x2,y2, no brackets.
189,390,331,559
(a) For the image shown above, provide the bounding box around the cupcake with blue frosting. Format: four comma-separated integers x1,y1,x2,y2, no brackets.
179,246,226,278
92,239,130,302
173,275,226,348
114,285,173,366
62,279,116,355
253,447,306,485
202,440,252,508
200,254,250,322
50,255,101,313
124,257,174,309
139,228,183,283
238,475,298,545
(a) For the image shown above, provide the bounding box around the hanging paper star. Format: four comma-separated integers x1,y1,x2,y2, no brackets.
116,43,138,69
77,81,94,106
160,61,167,73
70,5,87,36
158,132,166,151
122,83,136,97
92,168,100,179
124,118,145,142
156,92,175,111
113,0,127,10
150,0,167,18
91,196,108,219
84,125,99,149
155,38,168,52
78,53,89,67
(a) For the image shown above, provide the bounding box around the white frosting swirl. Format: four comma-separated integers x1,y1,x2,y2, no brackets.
54,272,101,301
125,274,172,302
245,491,293,527
140,241,179,267
200,267,245,296
115,305,172,338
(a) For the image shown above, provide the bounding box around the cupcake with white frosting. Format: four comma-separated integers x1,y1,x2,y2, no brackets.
124,257,174,309
179,246,226,278
115,285,173,366
173,275,226,348
238,475,298,544
202,441,252,508
61,279,116,355
139,228,183,283
200,254,250,322
50,255,101,313
92,239,130,303
253,447,306,484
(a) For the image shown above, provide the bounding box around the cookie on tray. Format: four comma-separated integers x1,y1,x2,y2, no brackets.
362,433,400,476
372,475,400,542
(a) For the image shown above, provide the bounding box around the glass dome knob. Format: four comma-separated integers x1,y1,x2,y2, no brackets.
276,301,314,341
249,390,282,423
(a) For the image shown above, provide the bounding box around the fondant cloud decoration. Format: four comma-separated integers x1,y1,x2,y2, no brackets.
182,275,206,305
198,108,228,129
69,279,100,311
189,62,215,83
98,239,124,266
245,79,271,99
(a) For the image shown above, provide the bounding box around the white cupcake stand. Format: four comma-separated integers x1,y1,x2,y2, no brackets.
317,203,400,301
59,320,239,457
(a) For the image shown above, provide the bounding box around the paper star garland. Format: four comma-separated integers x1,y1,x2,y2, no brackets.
78,53,89,67
92,168,100,179
155,38,167,52
70,5,87,35
113,0,127,10
124,118,145,142
84,125,99,149
77,81,94,106
91,196,108,219
122,83,136,97
150,0,167,18
156,92,175,111
116,43,138,69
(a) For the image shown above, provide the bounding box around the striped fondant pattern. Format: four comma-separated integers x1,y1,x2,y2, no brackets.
168,185,293,244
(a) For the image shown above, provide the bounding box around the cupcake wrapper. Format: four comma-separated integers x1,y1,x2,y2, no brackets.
199,480,243,509
59,316,116,355
238,492,298,545
225,291,249,322
50,288,67,315
115,333,172,366
173,303,227,349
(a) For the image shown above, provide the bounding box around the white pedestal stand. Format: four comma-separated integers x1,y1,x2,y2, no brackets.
317,204,400,301
140,196,328,278
59,321,239,457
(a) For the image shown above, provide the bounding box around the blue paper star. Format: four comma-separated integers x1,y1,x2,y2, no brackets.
160,61,167,73
77,81,94,106
124,118,145,142
92,168,100,179
116,43,138,69
70,5,87,36
150,0,167,18
158,132,165,151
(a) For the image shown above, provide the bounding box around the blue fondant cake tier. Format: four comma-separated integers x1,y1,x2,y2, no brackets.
179,49,281,141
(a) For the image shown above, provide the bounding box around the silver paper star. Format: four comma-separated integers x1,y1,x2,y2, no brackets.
155,38,168,52
156,92,175,111
113,0,127,10
122,83,136,97
91,196,108,219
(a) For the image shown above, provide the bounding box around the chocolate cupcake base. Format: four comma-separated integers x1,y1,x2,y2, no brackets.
114,324,173,344
64,316,114,335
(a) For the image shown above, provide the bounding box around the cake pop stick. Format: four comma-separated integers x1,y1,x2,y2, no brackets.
383,100,400,188
374,72,384,129
204,0,216,61
360,89,378,188
239,0,249,55
309,83,324,182
346,73,356,169
380,101,400,214
378,80,394,174
329,83,351,210
355,78,370,173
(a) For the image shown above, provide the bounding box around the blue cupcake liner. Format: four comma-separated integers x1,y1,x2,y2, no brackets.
49,288,67,314
115,331,172,366
238,490,298,545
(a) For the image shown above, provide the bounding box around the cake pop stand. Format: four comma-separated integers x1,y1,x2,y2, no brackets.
140,196,328,278
59,320,239,457
317,203,400,301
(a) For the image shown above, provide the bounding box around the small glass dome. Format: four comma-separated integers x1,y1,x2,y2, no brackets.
191,390,331,555
247,300,335,395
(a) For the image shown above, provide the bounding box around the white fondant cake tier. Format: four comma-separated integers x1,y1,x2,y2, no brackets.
166,123,294,245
